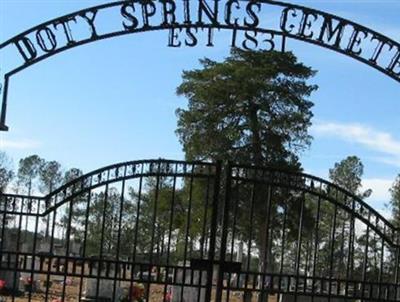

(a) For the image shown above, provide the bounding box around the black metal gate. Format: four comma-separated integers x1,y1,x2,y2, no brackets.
219,163,400,302
1,159,399,302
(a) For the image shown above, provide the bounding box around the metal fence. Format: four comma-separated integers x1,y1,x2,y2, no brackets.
0,159,399,302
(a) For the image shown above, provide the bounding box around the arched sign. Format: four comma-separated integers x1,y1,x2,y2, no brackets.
1,0,399,131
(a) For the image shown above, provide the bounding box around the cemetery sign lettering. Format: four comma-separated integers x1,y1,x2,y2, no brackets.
1,0,399,131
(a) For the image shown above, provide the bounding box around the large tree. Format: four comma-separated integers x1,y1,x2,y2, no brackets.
39,160,63,237
175,48,317,299
329,155,371,198
17,155,44,195
329,156,378,281
176,48,317,169
64,168,83,185
55,168,84,243
0,152,14,230
0,151,14,193
390,175,400,227
17,155,44,236
39,160,63,194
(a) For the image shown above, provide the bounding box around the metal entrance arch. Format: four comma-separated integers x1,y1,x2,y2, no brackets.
1,159,399,302
1,0,400,131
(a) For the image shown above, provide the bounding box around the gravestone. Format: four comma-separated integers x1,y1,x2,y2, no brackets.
69,241,82,256
81,259,122,301
37,240,51,253
0,232,20,291
19,255,42,292
172,262,207,302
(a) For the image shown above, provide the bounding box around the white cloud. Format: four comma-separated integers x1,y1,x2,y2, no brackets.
312,122,400,167
362,178,392,204
0,138,41,150
377,208,393,221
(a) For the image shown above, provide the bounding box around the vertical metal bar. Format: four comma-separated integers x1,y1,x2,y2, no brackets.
361,213,371,302
95,182,110,300
278,199,288,302
281,35,287,52
156,221,161,282
160,232,165,269
226,177,240,302
226,178,240,302
328,204,338,302
205,161,222,302
378,226,386,300
304,241,310,279
0,195,8,273
129,163,144,302
311,192,322,302
61,197,75,302
155,174,165,286
112,168,127,302
0,75,9,130
243,177,257,301
162,168,177,302
294,193,305,302
344,199,355,301
261,185,273,300
44,196,58,301
78,186,93,301
197,174,212,302
180,164,195,302
336,204,345,296
27,199,41,302
394,240,400,302
11,196,24,302
146,161,162,302
216,162,234,302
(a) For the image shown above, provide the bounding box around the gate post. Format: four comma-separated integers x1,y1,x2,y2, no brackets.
0,193,6,280
215,162,232,302
0,76,9,131
205,161,222,302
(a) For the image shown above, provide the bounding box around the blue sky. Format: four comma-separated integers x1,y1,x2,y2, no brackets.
0,0,399,215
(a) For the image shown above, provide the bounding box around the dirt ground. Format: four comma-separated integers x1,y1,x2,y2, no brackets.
1,280,278,302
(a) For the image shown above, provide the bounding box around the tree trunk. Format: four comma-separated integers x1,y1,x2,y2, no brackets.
24,180,32,245
248,104,263,166
248,104,273,301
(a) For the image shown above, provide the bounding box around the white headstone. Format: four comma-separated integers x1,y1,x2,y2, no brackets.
82,261,122,301
172,263,207,302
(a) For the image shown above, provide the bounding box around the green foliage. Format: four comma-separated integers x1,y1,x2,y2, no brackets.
176,49,318,294
390,174,400,227
176,48,317,169
17,155,44,194
84,188,126,257
37,159,63,237
0,151,14,193
39,160,63,194
126,176,213,262
328,156,388,282
64,168,83,184
329,155,372,198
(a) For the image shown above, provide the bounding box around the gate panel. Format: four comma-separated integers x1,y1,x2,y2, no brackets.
219,164,400,302
1,160,400,302
0,160,221,302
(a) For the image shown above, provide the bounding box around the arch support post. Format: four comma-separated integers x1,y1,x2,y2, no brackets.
0,75,8,131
